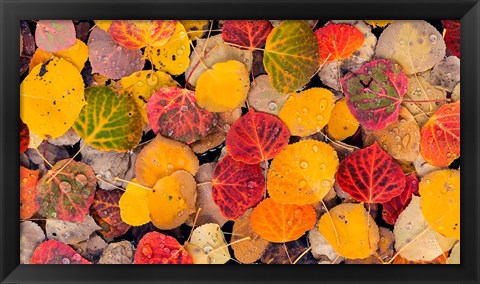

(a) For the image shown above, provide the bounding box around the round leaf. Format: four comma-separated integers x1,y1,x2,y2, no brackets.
30,240,90,264
189,223,231,264
247,74,289,115
222,20,273,49
118,178,151,226
314,23,364,63
231,209,269,264
90,189,131,238
134,231,193,264
108,20,177,49
326,98,359,141
35,20,76,52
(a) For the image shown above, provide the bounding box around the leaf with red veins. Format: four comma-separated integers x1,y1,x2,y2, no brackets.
420,101,460,167
222,20,273,49
108,20,177,49
442,20,460,58
382,174,420,225
314,23,364,63
134,232,193,264
340,59,408,130
226,110,290,164
90,189,131,238
336,142,406,203
146,87,217,144
35,159,97,222
30,240,91,264
212,155,266,220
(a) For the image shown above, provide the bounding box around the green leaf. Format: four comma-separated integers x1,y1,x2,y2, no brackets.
73,86,143,152
263,20,319,93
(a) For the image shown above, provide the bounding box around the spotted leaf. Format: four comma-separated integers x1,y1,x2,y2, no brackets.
90,189,131,238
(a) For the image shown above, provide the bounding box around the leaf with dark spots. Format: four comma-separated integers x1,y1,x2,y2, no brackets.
90,189,131,238
336,142,406,203
212,155,265,220
134,231,193,264
222,20,273,50
146,87,217,144
442,20,460,58
382,174,420,225
340,59,408,130
30,240,91,264
226,110,290,164
35,159,97,222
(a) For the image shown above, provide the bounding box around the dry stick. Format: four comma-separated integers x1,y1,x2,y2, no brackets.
321,130,354,152
95,175,126,191
196,181,212,187
201,21,215,56
113,177,153,191
293,247,312,264
311,53,332,79
331,254,341,264
20,218,47,222
320,200,340,247
33,147,53,168
185,40,212,87
206,236,251,257
443,28,447,38
46,142,87,184
283,243,293,264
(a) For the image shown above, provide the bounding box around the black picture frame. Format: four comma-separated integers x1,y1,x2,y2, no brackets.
1,0,479,283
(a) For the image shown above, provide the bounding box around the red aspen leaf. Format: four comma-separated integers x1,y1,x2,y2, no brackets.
36,159,97,222
30,240,90,264
90,189,131,238
35,20,76,52
340,59,408,130
212,155,265,219
20,166,39,219
134,231,193,264
314,23,364,63
222,20,273,49
20,119,29,154
251,198,316,243
108,20,177,50
442,20,460,58
336,142,406,203
382,174,420,225
226,110,290,164
420,101,460,167
88,27,145,80
146,87,217,144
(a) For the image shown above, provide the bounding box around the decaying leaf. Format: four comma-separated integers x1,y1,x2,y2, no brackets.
98,241,134,264
308,225,340,262
430,56,460,92
90,189,131,238
20,221,46,264
189,223,231,264
247,74,289,115
261,240,317,264
46,215,101,245
35,20,76,52
231,209,269,264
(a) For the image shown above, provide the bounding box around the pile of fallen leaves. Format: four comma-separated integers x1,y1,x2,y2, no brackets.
19,20,460,265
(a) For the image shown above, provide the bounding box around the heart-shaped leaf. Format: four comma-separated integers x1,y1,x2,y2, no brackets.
212,155,265,219
222,20,273,49
108,20,177,49
73,86,143,152
35,20,76,52
442,20,460,57
30,240,90,264
90,189,131,238
314,23,364,63
251,198,316,243
336,142,405,203
36,159,97,222
420,101,460,167
340,59,408,130
146,87,217,144
263,20,319,93
382,174,419,225
134,231,193,264
226,110,290,164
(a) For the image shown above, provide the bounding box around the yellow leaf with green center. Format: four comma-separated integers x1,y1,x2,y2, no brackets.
73,86,143,152
20,57,86,139
120,70,179,122
146,22,191,75
148,170,197,230
263,20,319,93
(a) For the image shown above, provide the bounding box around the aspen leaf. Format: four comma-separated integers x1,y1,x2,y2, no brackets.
308,226,340,262
375,20,446,74
20,221,46,264
364,20,394,28
20,166,39,219
146,22,191,75
90,189,131,238
35,20,76,52
73,86,143,152
189,223,230,264
419,169,460,240
263,20,319,93
222,20,273,49
278,88,335,137
319,203,380,259
95,20,112,32
135,135,199,187
148,170,197,230
120,70,179,122
247,74,289,116
118,178,150,226
314,23,364,63
20,57,86,139
180,20,209,40
430,56,460,92
184,243,210,264
30,240,90,264
108,20,177,49
30,39,89,71
326,98,359,141
134,231,193,264
251,198,316,243
231,209,269,264
20,119,29,154
268,140,339,205
195,60,250,112
442,20,460,57
382,174,419,225
45,215,101,245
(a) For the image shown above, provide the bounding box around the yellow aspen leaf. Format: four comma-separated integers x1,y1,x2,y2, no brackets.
184,243,210,264
95,20,112,32
148,170,197,230
120,70,179,122
195,60,250,112
146,22,191,75
231,209,269,264
135,135,199,187
189,223,231,264
30,40,89,72
119,178,151,226
319,203,380,259
364,20,394,28
278,88,335,137
180,20,209,40
326,98,359,141
251,198,316,243
20,57,86,139
419,169,460,240
268,140,339,205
